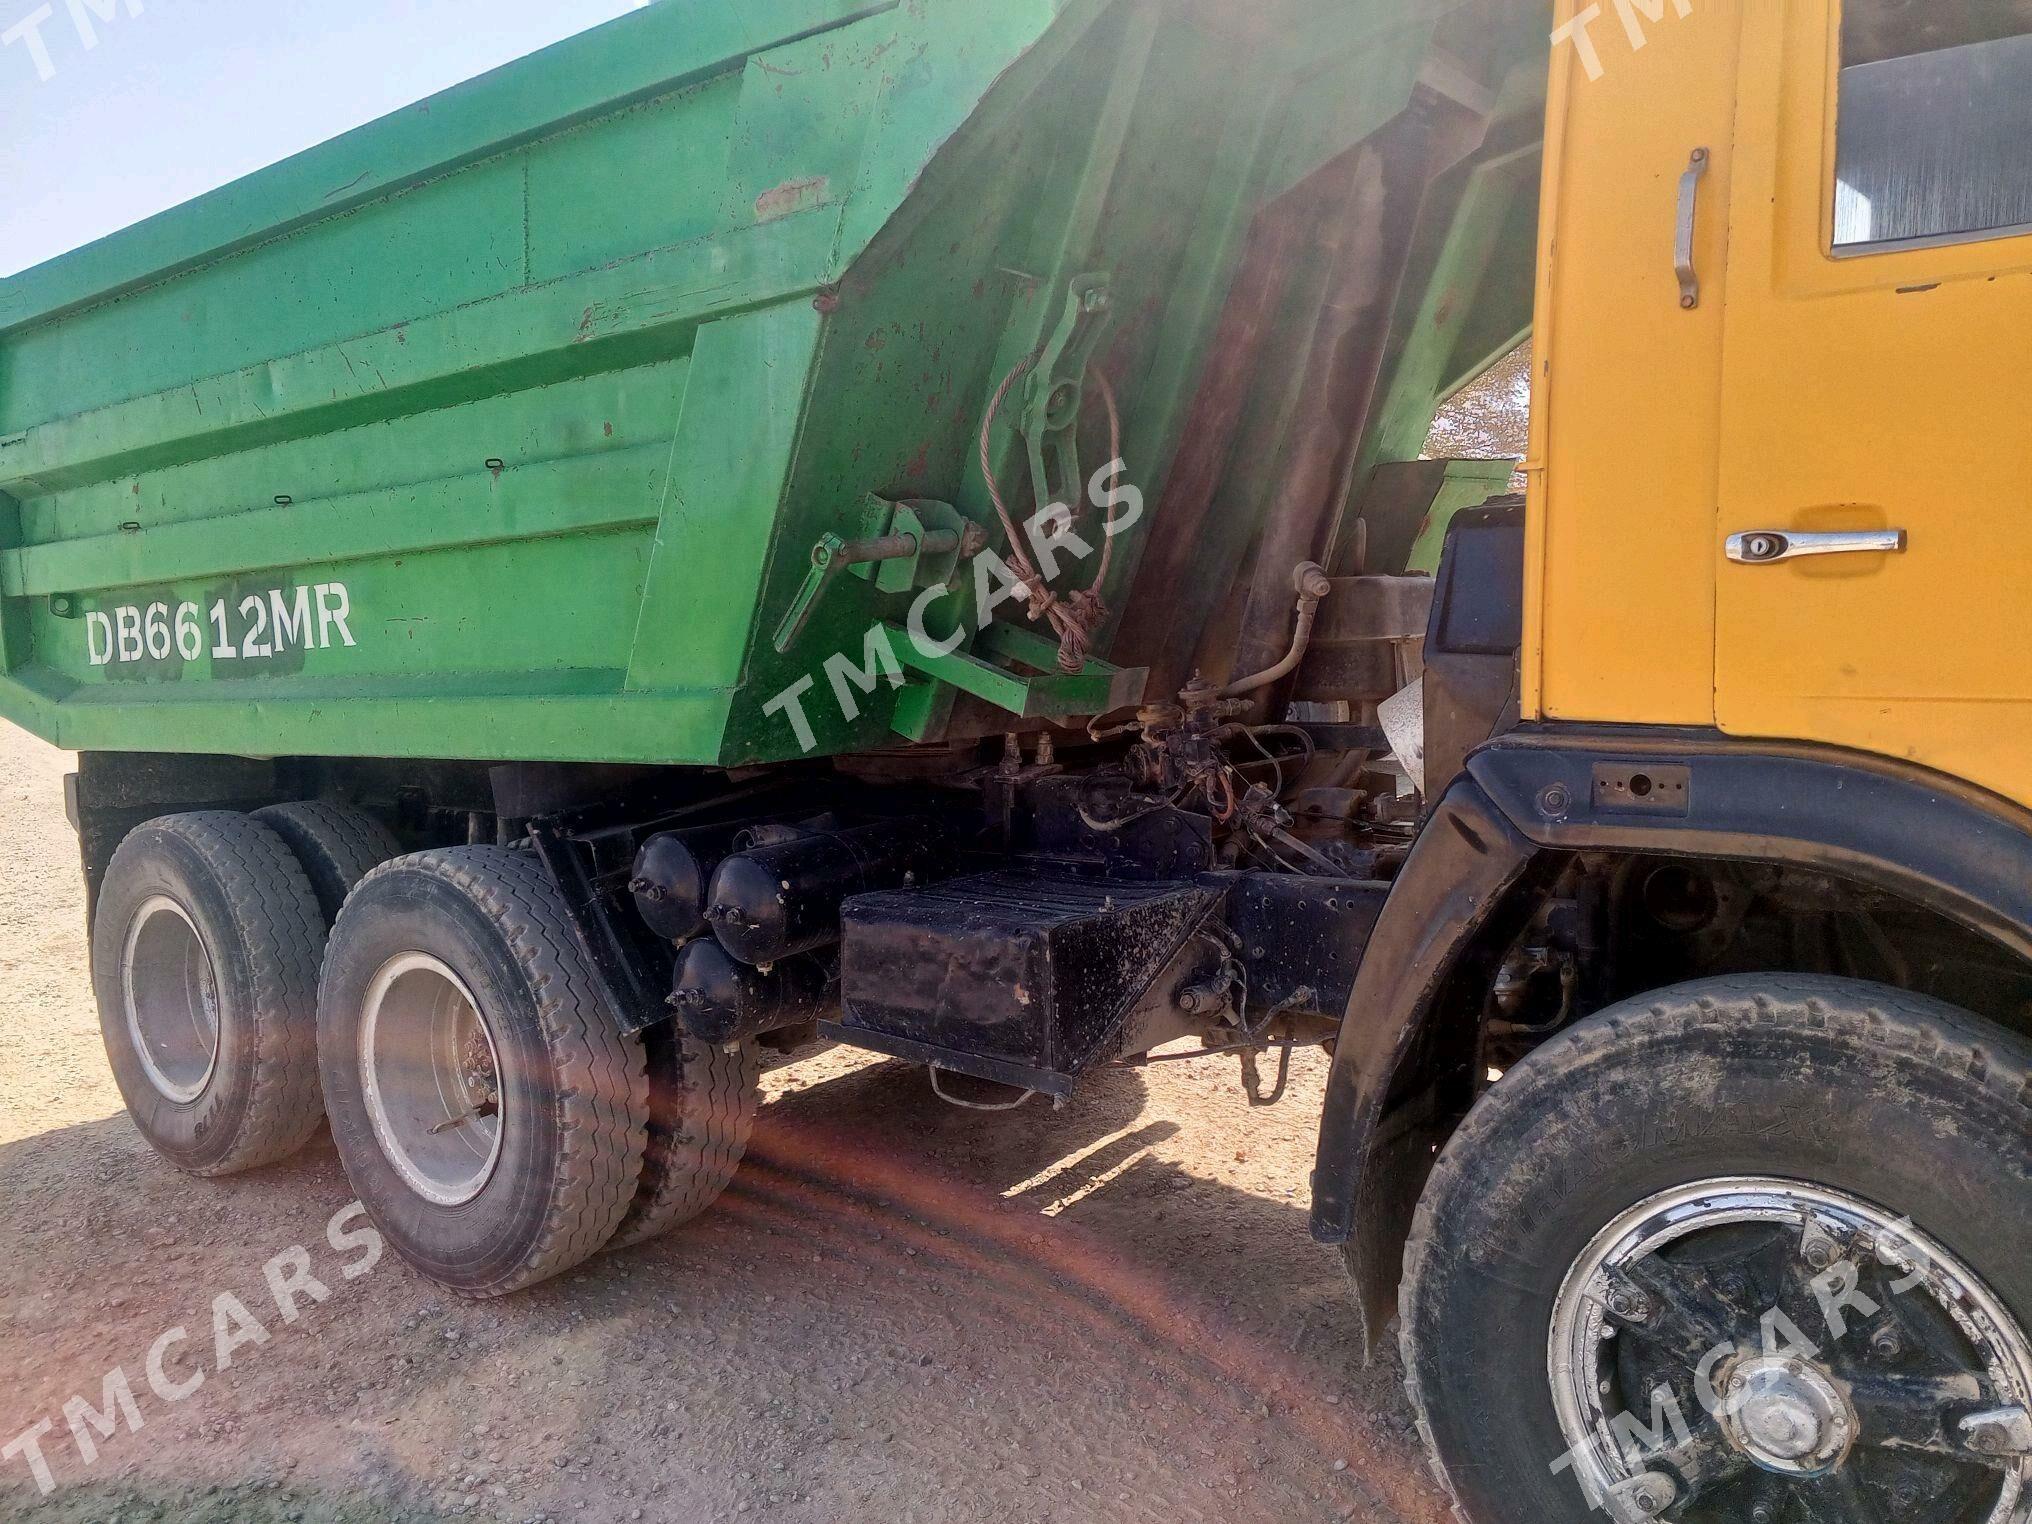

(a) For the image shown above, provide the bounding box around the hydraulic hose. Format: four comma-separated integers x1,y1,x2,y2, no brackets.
1218,561,1333,699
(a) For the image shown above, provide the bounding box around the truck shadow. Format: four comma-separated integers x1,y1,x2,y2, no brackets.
0,1051,1443,1524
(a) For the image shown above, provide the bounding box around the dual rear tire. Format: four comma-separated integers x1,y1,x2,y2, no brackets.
94,813,758,1295
316,847,650,1295
92,812,330,1176
249,800,402,926
318,848,760,1294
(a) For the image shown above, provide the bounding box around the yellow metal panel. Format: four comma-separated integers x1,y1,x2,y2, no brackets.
1525,0,1742,725
1715,0,2032,807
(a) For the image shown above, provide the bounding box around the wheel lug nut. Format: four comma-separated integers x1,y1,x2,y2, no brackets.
1607,1473,1678,1519
1801,1220,1842,1271
1607,1286,1652,1323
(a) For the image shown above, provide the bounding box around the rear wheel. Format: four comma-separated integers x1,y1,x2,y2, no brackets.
92,812,327,1175
609,1027,761,1250
1399,976,2032,1524
251,801,401,926
317,848,648,1296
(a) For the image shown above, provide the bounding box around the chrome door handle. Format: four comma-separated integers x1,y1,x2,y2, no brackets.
1676,147,1710,309
1725,529,1907,565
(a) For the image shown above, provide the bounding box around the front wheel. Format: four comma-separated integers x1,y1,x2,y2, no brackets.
1399,976,2032,1524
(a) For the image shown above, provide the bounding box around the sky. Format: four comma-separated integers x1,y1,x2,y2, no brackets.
0,0,651,278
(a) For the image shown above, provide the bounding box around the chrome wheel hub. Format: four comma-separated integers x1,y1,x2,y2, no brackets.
1718,1354,1855,1475
1549,1178,2032,1524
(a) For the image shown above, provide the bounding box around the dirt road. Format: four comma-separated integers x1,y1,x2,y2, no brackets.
0,723,1448,1524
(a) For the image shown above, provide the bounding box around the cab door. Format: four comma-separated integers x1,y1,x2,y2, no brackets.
1527,0,1744,729
1715,0,2032,807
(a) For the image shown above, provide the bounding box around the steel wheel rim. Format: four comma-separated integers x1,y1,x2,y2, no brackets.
122,895,221,1105
1549,1176,2032,1523
358,953,504,1207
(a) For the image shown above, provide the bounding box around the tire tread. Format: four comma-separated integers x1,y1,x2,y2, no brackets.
610,1032,760,1250
334,846,648,1295
252,801,401,925
1396,974,2032,1524
100,812,328,1175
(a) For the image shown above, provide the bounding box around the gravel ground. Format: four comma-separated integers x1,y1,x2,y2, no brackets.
0,723,1449,1524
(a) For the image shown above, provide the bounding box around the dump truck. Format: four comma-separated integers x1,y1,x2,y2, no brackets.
4,0,2030,1518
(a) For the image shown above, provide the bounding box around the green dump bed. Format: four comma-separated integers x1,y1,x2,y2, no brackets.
0,0,1543,767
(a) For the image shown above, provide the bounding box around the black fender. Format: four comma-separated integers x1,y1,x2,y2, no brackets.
1312,724,2032,1349
1309,773,1536,1349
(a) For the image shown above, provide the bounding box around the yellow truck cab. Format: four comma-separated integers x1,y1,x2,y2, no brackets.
1324,4,2032,1520
1530,0,2032,790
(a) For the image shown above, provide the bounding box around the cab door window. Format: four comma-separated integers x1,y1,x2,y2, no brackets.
1835,1,2032,251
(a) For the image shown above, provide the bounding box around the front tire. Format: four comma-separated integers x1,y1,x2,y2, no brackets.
317,848,648,1296
1399,976,2032,1524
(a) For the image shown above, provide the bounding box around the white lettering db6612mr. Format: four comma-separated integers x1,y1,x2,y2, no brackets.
85,584,357,668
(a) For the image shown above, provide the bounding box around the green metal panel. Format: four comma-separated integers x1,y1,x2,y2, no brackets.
1346,143,1541,495
0,0,898,338
0,0,1546,767
1405,459,1521,573
626,302,827,696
